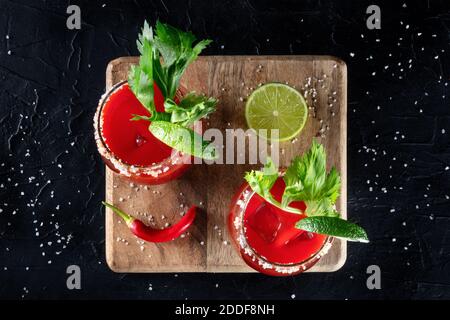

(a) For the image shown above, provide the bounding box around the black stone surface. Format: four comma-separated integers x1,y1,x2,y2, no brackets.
0,0,449,299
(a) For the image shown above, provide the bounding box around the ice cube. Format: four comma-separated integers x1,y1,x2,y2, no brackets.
245,202,281,243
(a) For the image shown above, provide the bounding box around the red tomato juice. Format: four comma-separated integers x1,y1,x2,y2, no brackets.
95,82,191,184
101,84,172,166
228,177,330,276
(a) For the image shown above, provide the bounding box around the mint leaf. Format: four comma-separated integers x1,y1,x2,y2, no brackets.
296,216,369,243
164,93,217,126
149,121,217,160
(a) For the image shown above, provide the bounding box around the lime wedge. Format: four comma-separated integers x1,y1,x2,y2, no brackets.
245,83,308,141
149,121,217,160
296,216,369,243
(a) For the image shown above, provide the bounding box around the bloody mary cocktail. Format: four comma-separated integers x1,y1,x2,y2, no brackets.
94,21,217,184
228,177,333,276
94,81,192,185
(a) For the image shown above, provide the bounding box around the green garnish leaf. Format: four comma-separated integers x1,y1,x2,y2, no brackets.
128,21,158,115
304,199,339,217
128,65,155,115
136,21,154,77
243,141,367,240
152,21,212,100
244,141,341,216
281,140,341,213
130,114,152,121
127,21,216,158
164,93,217,126
128,20,213,120
149,121,217,160
296,216,369,243
244,158,279,204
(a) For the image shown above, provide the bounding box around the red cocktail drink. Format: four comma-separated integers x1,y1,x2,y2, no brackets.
228,177,333,276
94,81,192,184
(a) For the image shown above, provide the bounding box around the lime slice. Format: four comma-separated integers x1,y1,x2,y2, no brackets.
296,216,369,243
245,83,308,141
149,121,217,160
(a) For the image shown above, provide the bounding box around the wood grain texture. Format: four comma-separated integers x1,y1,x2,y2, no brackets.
104,55,347,273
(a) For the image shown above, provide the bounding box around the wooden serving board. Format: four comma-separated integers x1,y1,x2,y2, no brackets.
105,56,347,273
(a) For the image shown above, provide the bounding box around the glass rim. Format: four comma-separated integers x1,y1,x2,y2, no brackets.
233,184,334,271
93,80,189,177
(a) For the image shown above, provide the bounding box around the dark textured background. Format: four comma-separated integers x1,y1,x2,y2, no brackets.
0,0,449,299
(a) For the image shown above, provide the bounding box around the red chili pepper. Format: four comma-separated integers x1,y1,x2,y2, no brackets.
102,202,197,243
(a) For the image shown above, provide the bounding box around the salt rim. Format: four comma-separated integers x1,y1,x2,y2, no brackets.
93,81,191,177
232,183,333,275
